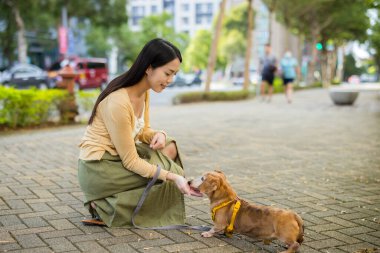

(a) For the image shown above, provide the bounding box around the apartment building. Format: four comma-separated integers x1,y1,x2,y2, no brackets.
127,0,221,37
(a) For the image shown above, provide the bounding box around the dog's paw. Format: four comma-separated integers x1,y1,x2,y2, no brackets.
201,231,214,237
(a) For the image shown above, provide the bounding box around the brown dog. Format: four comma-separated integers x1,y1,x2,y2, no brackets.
189,170,304,253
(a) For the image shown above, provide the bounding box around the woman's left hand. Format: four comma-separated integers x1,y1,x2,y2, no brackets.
150,132,166,150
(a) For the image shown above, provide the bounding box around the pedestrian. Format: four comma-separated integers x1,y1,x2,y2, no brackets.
259,43,277,102
280,51,299,103
78,38,201,228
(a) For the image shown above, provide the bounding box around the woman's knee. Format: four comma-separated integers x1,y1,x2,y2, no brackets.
163,142,177,160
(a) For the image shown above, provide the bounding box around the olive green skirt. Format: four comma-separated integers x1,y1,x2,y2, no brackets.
77,139,185,228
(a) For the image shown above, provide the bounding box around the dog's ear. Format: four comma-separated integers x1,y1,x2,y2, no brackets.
214,169,226,179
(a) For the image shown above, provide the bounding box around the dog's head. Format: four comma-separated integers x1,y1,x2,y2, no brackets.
189,170,228,197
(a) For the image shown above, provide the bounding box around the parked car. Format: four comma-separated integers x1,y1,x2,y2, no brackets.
1,64,49,89
170,74,188,87
48,57,108,90
170,72,202,87
231,69,259,86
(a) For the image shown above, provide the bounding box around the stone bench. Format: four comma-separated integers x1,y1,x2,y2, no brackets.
329,83,380,106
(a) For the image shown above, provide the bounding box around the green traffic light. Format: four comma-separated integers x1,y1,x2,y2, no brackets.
316,43,323,50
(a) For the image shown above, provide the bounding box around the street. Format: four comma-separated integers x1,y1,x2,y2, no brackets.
0,89,379,252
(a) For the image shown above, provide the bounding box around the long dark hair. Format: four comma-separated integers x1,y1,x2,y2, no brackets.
88,38,182,125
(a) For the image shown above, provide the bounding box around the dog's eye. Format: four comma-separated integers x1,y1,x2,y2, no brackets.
201,176,204,181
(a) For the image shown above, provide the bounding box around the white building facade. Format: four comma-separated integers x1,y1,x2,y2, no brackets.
127,0,222,37
125,0,301,79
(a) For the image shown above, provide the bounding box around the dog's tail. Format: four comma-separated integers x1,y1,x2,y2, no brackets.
295,213,304,244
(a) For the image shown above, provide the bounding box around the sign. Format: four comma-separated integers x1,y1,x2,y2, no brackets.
58,26,67,54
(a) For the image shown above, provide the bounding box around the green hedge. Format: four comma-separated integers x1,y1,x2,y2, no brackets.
0,86,69,128
173,90,251,104
77,89,100,112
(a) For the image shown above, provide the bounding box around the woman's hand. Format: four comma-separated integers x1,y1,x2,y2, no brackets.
150,132,166,150
167,173,203,197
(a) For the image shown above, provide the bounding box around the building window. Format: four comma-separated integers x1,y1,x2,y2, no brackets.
151,5,157,14
196,3,202,12
164,0,174,13
132,17,142,26
206,14,212,24
195,3,213,25
131,6,145,16
182,17,189,25
196,15,202,24
207,3,213,12
182,3,189,12
131,6,145,26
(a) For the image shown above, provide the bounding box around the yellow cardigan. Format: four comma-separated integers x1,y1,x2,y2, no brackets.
79,88,169,181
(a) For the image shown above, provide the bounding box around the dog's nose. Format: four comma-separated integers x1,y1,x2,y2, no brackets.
187,180,192,185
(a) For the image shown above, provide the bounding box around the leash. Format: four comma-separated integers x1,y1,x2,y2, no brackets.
132,166,210,231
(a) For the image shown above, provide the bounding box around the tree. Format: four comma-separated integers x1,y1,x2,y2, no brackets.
0,0,54,64
370,21,380,74
138,12,189,53
85,26,112,58
0,0,128,65
219,2,251,80
243,0,254,90
273,0,371,86
183,30,212,72
343,53,365,80
262,0,277,45
205,0,227,93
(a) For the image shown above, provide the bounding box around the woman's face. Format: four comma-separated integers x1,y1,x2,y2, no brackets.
146,58,181,92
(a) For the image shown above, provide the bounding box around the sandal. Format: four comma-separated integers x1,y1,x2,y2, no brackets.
82,201,106,226
81,218,107,227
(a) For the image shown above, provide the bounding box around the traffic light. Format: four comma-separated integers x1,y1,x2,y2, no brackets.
316,42,323,51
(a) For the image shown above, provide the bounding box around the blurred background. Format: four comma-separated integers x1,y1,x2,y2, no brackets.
1,0,379,90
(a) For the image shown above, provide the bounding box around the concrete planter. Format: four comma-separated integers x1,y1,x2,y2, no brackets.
329,89,359,105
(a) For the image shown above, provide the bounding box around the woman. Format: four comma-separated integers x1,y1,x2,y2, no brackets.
280,51,299,103
78,38,200,228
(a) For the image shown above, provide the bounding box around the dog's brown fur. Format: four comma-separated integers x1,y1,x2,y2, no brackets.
189,170,304,253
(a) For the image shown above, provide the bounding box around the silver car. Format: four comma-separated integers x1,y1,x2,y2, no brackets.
1,64,49,89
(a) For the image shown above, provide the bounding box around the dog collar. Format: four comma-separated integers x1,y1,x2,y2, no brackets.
211,199,241,238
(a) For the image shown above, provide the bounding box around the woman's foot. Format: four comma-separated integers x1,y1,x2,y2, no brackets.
90,201,97,210
82,202,106,226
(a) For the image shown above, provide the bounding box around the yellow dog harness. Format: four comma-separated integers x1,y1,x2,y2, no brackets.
211,199,241,237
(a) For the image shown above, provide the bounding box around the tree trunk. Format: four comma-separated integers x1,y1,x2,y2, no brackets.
336,45,344,82
6,0,28,64
297,34,303,82
320,51,329,87
307,22,319,85
330,47,337,84
243,0,254,91
204,0,227,93
268,10,273,46
267,0,277,46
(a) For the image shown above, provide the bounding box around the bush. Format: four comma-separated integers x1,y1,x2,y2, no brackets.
173,90,251,104
273,77,285,93
77,89,100,112
0,86,68,129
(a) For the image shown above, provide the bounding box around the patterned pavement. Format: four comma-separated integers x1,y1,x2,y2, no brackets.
0,88,379,253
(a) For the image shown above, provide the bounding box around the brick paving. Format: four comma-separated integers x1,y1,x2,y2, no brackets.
0,88,379,253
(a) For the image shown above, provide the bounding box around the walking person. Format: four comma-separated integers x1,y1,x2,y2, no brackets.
280,51,299,103
259,44,277,102
78,38,201,228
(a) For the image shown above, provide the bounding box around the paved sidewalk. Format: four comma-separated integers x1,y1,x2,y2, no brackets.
0,89,379,253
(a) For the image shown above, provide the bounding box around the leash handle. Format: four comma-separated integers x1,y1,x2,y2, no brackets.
132,165,210,231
